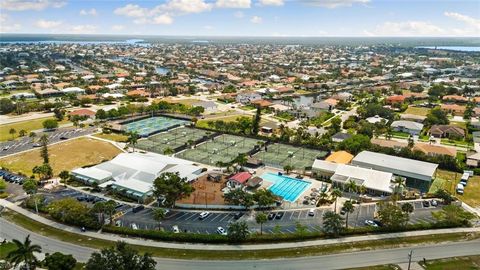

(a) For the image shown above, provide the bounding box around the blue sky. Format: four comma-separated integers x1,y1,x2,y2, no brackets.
1,0,479,36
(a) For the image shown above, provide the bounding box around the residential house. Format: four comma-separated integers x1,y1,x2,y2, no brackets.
385,95,406,105
413,143,457,157
332,132,352,143
428,125,465,139
70,108,96,119
325,151,354,164
227,172,252,189
440,104,466,116
192,101,218,113
442,95,468,103
236,91,261,104
366,115,387,124
371,138,408,151
400,113,427,123
390,120,424,136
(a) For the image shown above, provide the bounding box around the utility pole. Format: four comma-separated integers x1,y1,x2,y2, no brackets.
407,250,413,270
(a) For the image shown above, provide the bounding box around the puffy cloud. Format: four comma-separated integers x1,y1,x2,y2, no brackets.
114,4,148,17
35,19,62,29
80,8,97,16
366,21,445,37
70,24,97,34
216,0,251,9
234,11,244,18
0,0,66,11
158,0,212,14
111,25,125,31
444,12,480,30
259,0,284,6
0,14,21,32
300,0,369,8
152,14,174,25
250,15,262,24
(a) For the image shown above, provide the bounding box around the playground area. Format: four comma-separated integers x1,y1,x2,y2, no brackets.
122,116,188,137
136,127,212,154
177,174,227,205
176,134,265,166
254,143,328,170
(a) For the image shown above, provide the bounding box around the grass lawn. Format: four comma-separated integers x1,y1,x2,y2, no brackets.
345,265,400,270
239,105,256,111
3,210,480,261
430,169,480,207
440,139,472,148
93,133,129,142
392,131,410,138
0,117,69,142
0,242,16,259
159,98,201,106
404,106,430,116
0,137,122,177
450,121,468,130
196,114,273,129
420,255,480,270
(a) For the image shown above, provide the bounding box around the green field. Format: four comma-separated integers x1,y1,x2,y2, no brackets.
0,117,69,142
93,133,129,142
404,106,430,116
430,169,480,207
421,255,480,270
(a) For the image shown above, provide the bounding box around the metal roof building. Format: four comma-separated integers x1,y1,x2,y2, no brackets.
351,151,438,191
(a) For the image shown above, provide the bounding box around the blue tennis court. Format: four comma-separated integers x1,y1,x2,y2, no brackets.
261,172,311,202
123,116,188,137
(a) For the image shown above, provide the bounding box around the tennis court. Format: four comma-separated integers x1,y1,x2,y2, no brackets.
177,134,265,166
136,127,211,154
122,116,188,137
254,143,328,170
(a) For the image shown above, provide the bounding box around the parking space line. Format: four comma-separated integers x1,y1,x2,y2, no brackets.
218,214,231,222
185,213,199,221
209,214,223,222
288,211,295,220
174,212,189,220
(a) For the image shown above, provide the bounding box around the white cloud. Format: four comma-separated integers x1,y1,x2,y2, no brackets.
367,21,445,37
216,0,251,9
35,19,62,29
0,0,66,11
0,14,21,33
70,24,97,34
444,12,480,30
111,25,125,31
250,15,262,24
259,0,284,6
152,14,174,25
234,11,244,18
80,8,97,16
301,0,370,8
114,4,148,17
158,0,212,14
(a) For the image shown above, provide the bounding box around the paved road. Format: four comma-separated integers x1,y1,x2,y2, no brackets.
1,217,479,270
0,126,97,157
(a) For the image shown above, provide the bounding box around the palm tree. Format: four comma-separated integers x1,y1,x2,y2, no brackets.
153,208,166,229
7,235,42,270
9,128,16,140
342,200,355,229
355,185,367,225
392,176,406,197
331,188,342,213
401,203,414,226
322,211,344,237
59,170,70,187
163,147,174,155
255,212,268,235
127,132,139,153
29,132,36,143
346,179,357,198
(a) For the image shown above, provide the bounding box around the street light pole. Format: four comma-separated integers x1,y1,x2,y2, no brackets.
407,250,413,270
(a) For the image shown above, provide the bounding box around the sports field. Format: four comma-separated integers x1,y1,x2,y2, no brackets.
0,137,122,177
254,143,328,170
122,116,188,137
176,134,264,165
136,127,212,154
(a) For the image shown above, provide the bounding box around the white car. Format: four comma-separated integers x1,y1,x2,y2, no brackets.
172,225,180,233
199,211,210,220
364,220,378,227
216,226,227,235
131,223,138,230
308,208,315,217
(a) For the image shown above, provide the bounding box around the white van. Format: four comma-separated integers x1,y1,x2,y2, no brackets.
456,183,464,194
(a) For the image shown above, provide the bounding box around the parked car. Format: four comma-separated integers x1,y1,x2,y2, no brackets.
456,183,464,194
32,143,41,148
233,212,244,220
422,201,430,207
131,223,138,230
216,226,227,235
60,136,68,140
172,225,180,233
364,220,379,227
431,200,438,207
308,209,315,217
132,205,145,213
267,212,276,220
199,211,210,220
275,212,284,219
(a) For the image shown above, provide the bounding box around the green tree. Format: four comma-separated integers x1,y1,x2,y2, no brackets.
401,203,414,226
43,252,77,270
85,241,156,270
432,204,475,226
104,200,117,225
18,129,27,137
227,221,250,242
48,197,100,228
253,189,277,208
39,134,49,164
127,132,139,153
95,109,107,120
322,211,344,237
7,235,42,270
283,164,294,174
0,98,15,114
92,201,106,225
435,189,454,205
29,132,36,143
331,188,342,213
376,202,409,229
342,200,355,228
53,108,65,121
9,128,16,140
43,119,59,130
152,172,194,207
251,106,261,135
255,212,268,235
223,188,254,209
425,108,449,126
152,208,166,228
163,147,174,155
32,163,53,180
59,170,70,186
23,179,39,213
338,134,371,155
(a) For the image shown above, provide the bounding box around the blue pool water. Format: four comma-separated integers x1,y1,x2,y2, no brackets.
261,173,311,202
123,116,188,137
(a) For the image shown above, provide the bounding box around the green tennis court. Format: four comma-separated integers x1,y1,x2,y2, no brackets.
254,143,328,170
136,127,211,154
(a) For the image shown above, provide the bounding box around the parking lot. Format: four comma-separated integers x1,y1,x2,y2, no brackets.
0,127,97,157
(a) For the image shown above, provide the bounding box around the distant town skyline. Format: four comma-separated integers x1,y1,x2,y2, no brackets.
0,0,479,37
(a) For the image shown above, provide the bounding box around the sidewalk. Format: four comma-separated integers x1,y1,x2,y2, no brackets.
1,198,480,251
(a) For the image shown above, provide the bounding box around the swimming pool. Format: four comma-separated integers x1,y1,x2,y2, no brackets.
261,172,311,202
123,116,188,137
